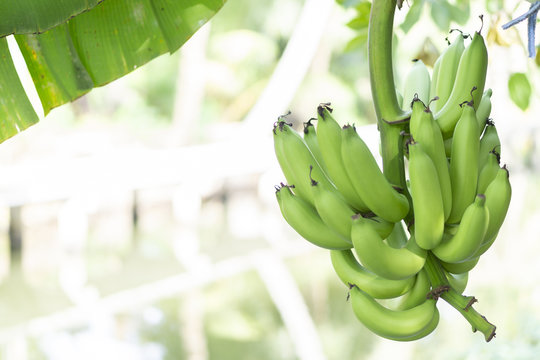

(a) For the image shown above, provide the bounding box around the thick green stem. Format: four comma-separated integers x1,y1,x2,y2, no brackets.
368,0,407,125
367,0,408,190
424,253,496,342
368,0,496,342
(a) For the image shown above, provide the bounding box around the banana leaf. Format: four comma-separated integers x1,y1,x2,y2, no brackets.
0,38,39,140
0,0,226,143
0,0,103,36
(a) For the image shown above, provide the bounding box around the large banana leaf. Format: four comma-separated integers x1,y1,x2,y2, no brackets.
0,0,104,36
0,38,39,140
0,0,226,143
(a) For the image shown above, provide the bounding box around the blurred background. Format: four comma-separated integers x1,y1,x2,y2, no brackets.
0,0,540,359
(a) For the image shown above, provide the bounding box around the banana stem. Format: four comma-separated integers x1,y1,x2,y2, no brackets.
368,0,410,202
424,253,496,342
368,0,408,125
368,0,496,342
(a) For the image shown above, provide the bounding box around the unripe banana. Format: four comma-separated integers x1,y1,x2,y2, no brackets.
443,137,452,158
447,103,480,224
431,34,465,113
429,56,442,105
316,104,370,212
475,89,492,136
275,184,352,249
396,269,431,311
432,195,489,263
385,221,408,249
366,216,395,239
273,120,333,206
474,166,511,257
310,176,356,239
477,150,500,194
446,271,468,294
341,125,410,223
351,216,426,280
273,121,308,199
303,119,328,174
478,122,501,171
396,307,439,341
440,256,479,274
435,32,488,138
408,142,445,249
409,100,452,220
402,59,431,108
349,286,438,341
330,250,414,299
408,95,426,138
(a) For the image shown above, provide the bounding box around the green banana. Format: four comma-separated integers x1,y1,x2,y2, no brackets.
351,216,426,280
446,271,468,294
349,286,438,341
408,95,425,137
365,216,395,239
474,166,511,257
273,121,307,199
275,184,352,249
330,250,414,299
430,34,465,113
477,150,500,194
273,120,333,206
303,119,328,174
310,176,356,240
409,100,452,220
443,137,452,158
429,55,442,105
475,89,492,136
432,195,489,263
396,269,431,311
408,142,445,249
435,32,488,138
341,125,410,223
440,256,479,274
478,121,501,171
385,221,408,249
316,104,370,212
402,59,431,108
395,307,439,342
447,103,480,224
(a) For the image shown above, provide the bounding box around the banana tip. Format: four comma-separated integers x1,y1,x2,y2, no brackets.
317,103,332,118
303,118,316,134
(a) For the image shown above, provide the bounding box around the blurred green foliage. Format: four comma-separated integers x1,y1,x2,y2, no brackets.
508,72,532,111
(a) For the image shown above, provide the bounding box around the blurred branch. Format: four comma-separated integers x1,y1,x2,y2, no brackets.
0,246,319,343
241,0,335,136
172,24,211,146
256,252,327,360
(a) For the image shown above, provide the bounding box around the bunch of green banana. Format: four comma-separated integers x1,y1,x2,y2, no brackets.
271,30,510,342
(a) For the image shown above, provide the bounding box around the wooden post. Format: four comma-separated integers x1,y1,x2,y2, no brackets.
9,206,23,271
